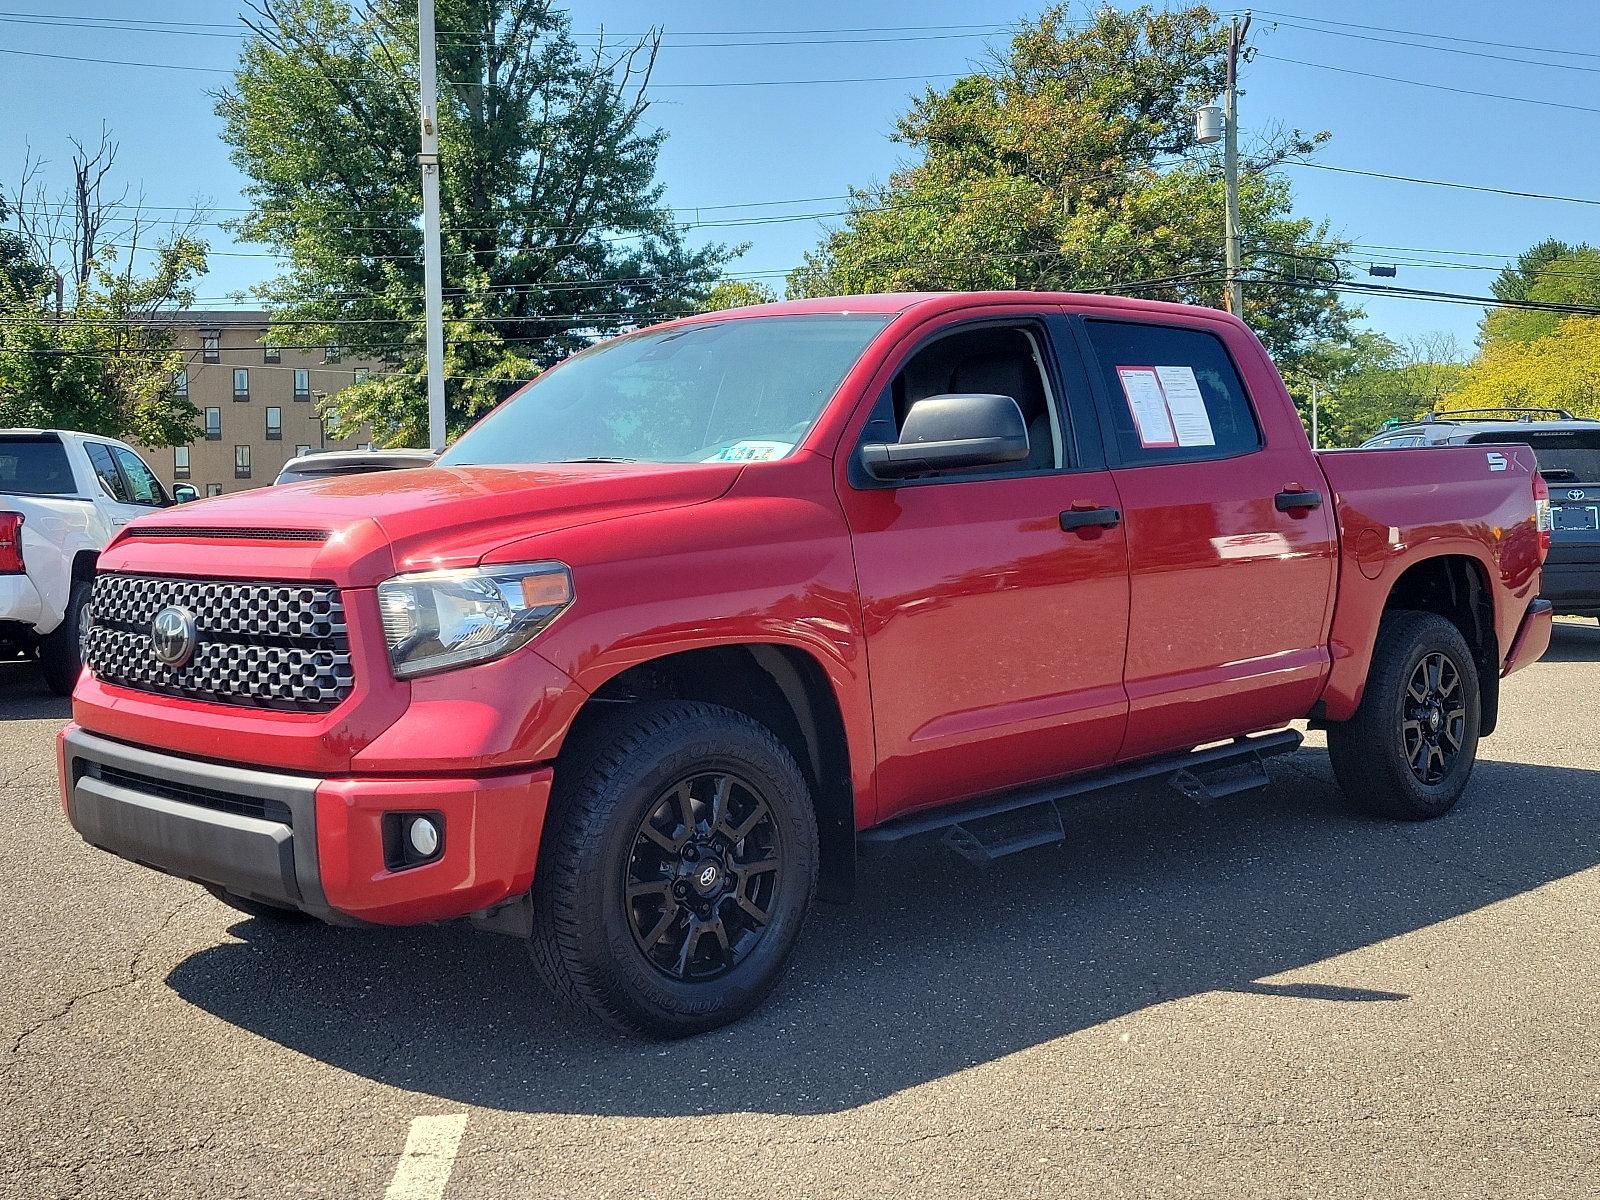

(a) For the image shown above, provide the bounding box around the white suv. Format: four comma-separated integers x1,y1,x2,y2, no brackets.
1,430,193,694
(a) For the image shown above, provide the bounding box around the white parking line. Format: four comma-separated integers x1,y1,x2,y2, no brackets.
385,1113,469,1200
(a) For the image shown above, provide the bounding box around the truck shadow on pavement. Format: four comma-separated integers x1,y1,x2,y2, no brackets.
1541,618,1600,663
0,662,71,720
166,741,1600,1117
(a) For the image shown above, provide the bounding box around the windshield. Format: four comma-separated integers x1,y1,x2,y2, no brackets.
439,315,891,468
1467,430,1600,482
0,436,76,496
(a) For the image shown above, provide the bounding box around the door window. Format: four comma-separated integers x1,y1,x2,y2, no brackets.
1084,320,1261,464
111,446,169,506
861,324,1065,477
83,442,130,502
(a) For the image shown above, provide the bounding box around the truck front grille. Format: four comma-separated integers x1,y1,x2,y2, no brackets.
84,573,355,712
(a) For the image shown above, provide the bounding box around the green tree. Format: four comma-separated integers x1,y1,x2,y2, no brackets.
1481,246,1600,346
219,0,737,446
1287,331,1466,447
698,279,777,312
787,3,1357,375
1447,317,1600,419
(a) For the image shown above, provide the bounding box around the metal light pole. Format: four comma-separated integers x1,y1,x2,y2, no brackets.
417,0,447,451
1310,380,1320,449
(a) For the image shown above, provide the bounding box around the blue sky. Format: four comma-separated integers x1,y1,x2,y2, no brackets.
3,1,1598,350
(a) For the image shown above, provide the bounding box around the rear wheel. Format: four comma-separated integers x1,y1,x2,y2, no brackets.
40,580,92,696
530,701,818,1037
1327,611,1481,820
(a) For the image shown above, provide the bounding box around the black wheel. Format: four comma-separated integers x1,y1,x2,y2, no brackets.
40,580,92,696
530,700,818,1037
1327,611,1481,820
204,886,315,924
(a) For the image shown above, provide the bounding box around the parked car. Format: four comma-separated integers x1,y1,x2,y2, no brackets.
58,293,1552,1036
274,447,437,486
1361,408,1600,620
1,429,194,694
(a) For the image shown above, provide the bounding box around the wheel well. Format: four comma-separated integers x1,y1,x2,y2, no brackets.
1383,555,1501,735
71,551,97,583
574,645,856,902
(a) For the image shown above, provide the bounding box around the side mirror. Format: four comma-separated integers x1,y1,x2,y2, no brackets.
171,484,200,503
860,393,1029,481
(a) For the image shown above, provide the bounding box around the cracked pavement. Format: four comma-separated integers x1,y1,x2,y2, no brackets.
2,621,1598,1199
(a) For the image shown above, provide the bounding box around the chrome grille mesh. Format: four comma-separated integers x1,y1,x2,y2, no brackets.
84,574,354,711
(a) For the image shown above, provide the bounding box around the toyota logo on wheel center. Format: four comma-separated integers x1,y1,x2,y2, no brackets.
150,606,199,670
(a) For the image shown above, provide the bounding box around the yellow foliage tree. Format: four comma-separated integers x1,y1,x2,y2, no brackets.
1444,316,1600,418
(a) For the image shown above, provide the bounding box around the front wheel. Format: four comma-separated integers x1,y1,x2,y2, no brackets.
530,701,818,1037
1327,611,1481,820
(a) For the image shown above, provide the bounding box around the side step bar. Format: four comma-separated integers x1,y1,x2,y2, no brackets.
859,729,1303,865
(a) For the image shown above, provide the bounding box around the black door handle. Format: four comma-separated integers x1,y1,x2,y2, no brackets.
1275,489,1323,512
1059,506,1122,531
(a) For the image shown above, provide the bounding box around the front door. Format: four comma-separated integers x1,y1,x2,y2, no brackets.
836,314,1131,821
1073,313,1338,762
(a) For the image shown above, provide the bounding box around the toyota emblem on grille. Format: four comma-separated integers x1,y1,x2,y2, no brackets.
1570,489,1587,501
150,606,198,669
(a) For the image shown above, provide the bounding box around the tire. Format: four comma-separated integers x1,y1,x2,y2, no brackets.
40,580,92,697
1327,611,1482,820
530,700,818,1037
205,885,315,924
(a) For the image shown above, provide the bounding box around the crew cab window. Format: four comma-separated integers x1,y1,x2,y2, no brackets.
112,446,169,506
860,324,1065,476
1084,320,1262,464
83,442,130,502
0,436,76,496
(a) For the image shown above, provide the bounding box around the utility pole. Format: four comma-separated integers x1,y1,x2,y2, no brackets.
417,0,447,451
1223,12,1250,318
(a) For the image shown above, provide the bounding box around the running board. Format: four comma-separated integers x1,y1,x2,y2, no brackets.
860,729,1302,865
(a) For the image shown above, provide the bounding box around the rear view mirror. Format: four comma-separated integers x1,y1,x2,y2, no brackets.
860,393,1029,481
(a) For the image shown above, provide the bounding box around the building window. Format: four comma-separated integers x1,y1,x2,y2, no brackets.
206,484,222,497
264,344,281,364
173,369,188,398
265,407,282,441
325,342,341,363
202,331,219,363
293,368,310,401
174,446,190,479
234,445,252,479
353,367,371,385
233,368,250,402
295,444,313,457
204,407,221,440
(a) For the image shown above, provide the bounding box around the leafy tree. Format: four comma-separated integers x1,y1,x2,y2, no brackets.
219,0,737,446
1286,331,1465,447
1481,247,1600,346
1447,316,1600,419
0,199,50,302
787,3,1357,375
1489,238,1592,302
699,279,777,312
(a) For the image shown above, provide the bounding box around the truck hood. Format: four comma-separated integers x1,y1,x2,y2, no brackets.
114,462,742,584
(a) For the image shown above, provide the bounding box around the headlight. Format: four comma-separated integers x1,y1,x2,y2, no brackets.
376,561,573,679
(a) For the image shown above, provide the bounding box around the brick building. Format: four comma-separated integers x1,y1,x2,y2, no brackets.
143,310,382,496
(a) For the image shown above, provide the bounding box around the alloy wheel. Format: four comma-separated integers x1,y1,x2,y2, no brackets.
1401,650,1466,785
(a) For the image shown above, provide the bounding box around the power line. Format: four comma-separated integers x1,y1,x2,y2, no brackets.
1257,12,1600,74
1256,52,1600,116
1283,160,1600,207
1248,8,1600,62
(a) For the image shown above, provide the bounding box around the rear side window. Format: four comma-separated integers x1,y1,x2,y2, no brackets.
1084,320,1262,464
0,437,76,496
83,442,130,502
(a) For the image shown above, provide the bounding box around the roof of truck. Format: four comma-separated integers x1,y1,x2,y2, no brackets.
676,290,1246,324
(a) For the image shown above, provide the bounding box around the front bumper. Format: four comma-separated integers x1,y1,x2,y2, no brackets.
58,724,551,925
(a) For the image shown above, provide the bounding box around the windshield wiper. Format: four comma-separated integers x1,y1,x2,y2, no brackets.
1540,469,1578,481
552,456,638,463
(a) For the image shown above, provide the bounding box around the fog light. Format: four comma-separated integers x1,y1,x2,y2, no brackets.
408,816,440,858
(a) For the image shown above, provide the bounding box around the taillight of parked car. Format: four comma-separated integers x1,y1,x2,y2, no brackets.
0,512,24,574
1532,474,1552,560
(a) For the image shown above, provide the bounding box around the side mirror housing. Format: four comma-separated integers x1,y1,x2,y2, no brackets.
171,484,200,504
860,393,1029,481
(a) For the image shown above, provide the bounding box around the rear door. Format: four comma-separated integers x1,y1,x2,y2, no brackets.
836,308,1131,821
1073,313,1338,761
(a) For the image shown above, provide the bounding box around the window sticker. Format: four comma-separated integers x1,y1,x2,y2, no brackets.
1152,365,1216,447
700,440,792,463
1115,366,1177,448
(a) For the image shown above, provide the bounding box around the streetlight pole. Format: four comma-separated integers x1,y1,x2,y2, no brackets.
417,0,447,451
1222,12,1250,318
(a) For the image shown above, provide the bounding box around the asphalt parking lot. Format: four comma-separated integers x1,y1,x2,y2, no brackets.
2,621,1597,1200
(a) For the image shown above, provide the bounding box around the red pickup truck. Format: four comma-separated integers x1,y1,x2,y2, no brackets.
58,292,1553,1036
